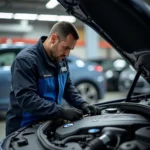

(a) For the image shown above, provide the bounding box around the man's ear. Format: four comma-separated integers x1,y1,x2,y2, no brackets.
50,34,58,43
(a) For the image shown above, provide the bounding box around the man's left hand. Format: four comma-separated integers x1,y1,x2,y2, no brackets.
81,103,101,115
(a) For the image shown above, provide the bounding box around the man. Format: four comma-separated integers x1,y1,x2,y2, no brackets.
6,21,101,136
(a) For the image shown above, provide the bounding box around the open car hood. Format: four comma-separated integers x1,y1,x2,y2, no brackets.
58,0,150,84
1,2,150,149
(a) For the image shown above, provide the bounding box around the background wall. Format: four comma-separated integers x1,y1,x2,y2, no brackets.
71,46,120,59
0,21,121,59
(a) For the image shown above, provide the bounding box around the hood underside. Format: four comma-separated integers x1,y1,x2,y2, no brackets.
58,0,150,83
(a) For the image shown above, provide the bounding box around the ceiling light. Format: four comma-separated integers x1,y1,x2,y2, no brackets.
14,13,38,20
46,0,59,9
38,15,76,23
0,12,13,19
37,14,58,21
58,16,76,23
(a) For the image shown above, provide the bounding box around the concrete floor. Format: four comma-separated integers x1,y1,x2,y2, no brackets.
0,91,127,141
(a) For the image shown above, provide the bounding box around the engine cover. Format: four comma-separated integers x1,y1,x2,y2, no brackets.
55,113,150,139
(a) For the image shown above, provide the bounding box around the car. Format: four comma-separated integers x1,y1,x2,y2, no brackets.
89,58,129,91
0,44,30,111
66,55,106,103
119,65,150,95
1,0,150,149
0,43,106,111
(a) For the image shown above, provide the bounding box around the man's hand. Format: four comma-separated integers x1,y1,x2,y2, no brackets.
81,103,101,115
60,107,83,121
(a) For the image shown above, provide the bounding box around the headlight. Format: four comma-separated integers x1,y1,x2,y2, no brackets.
105,70,113,78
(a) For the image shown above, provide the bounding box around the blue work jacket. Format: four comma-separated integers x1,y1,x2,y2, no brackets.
6,36,85,135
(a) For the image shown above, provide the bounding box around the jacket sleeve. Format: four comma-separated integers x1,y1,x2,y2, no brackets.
63,62,86,109
11,56,62,120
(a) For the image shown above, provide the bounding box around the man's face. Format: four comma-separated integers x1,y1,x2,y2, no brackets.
49,33,77,61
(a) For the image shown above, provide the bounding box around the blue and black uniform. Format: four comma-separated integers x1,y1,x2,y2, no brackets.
6,36,85,136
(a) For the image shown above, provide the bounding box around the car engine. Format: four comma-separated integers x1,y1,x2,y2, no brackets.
3,101,150,150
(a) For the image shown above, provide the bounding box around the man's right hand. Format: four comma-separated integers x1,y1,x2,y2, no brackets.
60,107,83,121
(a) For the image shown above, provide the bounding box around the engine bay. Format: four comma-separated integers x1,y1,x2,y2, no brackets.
41,104,150,150
55,113,149,140
4,101,150,150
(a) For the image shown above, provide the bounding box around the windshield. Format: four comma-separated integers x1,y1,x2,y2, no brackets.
0,52,16,67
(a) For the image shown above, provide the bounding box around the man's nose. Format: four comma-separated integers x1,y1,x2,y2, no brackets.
65,50,70,57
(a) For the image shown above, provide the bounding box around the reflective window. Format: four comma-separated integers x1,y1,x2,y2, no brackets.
0,52,16,67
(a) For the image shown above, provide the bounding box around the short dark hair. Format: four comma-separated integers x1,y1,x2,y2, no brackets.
49,21,79,40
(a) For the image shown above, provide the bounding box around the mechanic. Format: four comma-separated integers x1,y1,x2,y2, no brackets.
6,21,101,136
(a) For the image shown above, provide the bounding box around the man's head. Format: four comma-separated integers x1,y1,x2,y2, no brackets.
43,21,79,62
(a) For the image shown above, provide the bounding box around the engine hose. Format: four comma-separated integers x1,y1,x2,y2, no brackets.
54,135,93,146
84,138,106,150
84,131,117,150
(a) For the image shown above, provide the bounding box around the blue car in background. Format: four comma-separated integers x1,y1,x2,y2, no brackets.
0,44,106,110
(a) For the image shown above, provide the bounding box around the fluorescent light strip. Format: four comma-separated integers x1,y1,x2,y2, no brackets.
46,0,59,9
0,12,76,23
14,13,38,20
0,12,13,19
37,15,58,21
38,14,76,23
58,16,76,23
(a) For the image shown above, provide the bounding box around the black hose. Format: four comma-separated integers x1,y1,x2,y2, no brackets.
84,138,106,150
54,135,93,146
84,132,117,150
